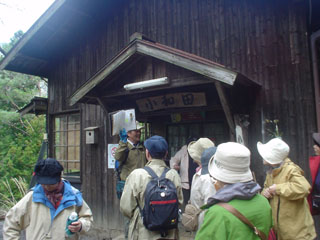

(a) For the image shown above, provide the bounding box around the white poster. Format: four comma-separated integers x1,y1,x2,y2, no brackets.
111,109,136,136
235,125,244,145
108,144,119,169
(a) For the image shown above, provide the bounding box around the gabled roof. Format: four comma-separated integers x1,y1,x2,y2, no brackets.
69,36,259,106
18,97,48,116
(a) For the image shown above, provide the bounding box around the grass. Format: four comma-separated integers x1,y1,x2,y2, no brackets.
0,177,28,218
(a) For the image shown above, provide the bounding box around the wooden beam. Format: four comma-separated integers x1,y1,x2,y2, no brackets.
214,81,235,140
68,44,137,106
0,0,66,71
96,97,109,114
136,42,237,85
100,77,212,99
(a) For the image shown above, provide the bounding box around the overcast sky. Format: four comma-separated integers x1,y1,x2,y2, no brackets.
0,0,55,44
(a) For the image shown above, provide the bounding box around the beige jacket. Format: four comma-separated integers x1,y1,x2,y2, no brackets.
3,182,93,240
262,158,316,240
170,145,189,189
190,169,216,230
120,159,184,240
115,140,147,181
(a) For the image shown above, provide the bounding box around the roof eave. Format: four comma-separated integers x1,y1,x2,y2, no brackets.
0,0,67,74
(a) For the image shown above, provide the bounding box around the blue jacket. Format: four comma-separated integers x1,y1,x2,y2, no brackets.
32,180,83,221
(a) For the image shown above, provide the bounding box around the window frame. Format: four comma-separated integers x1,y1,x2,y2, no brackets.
53,112,81,177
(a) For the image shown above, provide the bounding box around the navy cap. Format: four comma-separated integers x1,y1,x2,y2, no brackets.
34,158,63,185
144,135,168,159
201,147,217,175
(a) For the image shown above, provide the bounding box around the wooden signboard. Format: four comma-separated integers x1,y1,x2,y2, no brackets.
136,92,207,112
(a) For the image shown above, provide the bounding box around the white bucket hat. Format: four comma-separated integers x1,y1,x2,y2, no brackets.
257,138,289,165
208,142,253,184
128,121,144,131
188,138,215,164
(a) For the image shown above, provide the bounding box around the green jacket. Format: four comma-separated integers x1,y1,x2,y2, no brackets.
114,141,147,181
195,194,272,240
261,158,316,240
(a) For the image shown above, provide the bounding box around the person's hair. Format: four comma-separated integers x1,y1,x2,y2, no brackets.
314,140,320,148
150,152,166,159
186,136,197,145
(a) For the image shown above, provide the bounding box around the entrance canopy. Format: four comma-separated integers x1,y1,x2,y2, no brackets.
69,33,260,107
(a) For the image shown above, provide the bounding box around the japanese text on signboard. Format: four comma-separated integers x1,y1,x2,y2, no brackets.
136,92,207,112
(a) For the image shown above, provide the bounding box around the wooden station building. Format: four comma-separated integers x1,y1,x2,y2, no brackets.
1,0,320,237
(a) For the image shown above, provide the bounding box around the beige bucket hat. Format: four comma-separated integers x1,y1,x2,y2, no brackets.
257,138,289,165
188,138,215,164
208,142,253,184
128,121,144,132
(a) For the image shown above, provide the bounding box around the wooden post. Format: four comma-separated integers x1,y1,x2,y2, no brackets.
214,81,235,141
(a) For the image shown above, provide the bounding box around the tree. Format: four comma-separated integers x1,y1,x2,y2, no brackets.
0,31,47,203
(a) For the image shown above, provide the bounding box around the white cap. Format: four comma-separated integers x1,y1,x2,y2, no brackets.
69,212,78,221
187,138,215,164
257,138,289,165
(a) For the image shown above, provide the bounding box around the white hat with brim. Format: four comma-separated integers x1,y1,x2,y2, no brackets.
188,138,215,164
208,142,253,184
257,138,289,165
128,121,144,131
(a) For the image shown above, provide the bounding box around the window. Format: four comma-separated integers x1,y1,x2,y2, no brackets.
54,114,80,176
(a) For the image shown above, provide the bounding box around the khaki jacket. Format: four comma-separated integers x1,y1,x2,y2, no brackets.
115,141,147,181
120,159,184,240
3,181,93,240
169,145,189,189
261,158,316,240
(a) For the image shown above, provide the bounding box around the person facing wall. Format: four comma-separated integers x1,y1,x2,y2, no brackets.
120,135,183,240
195,142,272,240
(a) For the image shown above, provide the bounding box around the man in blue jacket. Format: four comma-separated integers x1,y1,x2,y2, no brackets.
3,158,93,240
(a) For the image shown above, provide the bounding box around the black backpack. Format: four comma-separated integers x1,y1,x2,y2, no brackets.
136,166,179,236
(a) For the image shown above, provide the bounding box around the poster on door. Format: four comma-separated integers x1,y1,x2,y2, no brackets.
108,144,119,169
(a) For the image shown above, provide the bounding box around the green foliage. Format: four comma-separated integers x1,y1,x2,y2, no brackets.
0,31,47,209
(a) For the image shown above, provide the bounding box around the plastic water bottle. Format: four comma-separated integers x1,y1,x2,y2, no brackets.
65,212,78,236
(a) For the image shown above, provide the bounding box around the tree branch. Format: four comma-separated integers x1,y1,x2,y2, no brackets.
0,46,6,56
2,122,29,136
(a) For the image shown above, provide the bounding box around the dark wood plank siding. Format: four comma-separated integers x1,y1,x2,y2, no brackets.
47,0,317,230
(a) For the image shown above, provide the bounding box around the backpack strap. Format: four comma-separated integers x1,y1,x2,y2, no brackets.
143,166,159,179
217,202,267,240
144,166,170,180
159,167,170,179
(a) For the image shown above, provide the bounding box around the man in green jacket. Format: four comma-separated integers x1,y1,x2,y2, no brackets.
195,142,273,240
114,122,147,239
114,122,147,181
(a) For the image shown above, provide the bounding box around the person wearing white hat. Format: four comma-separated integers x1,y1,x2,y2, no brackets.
114,121,147,239
258,138,316,240
195,142,272,240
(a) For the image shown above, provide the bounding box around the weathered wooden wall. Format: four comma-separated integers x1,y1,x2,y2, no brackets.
47,0,317,232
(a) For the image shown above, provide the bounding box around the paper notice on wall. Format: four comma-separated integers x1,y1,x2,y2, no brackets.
108,144,119,168
236,125,244,145
111,109,136,136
